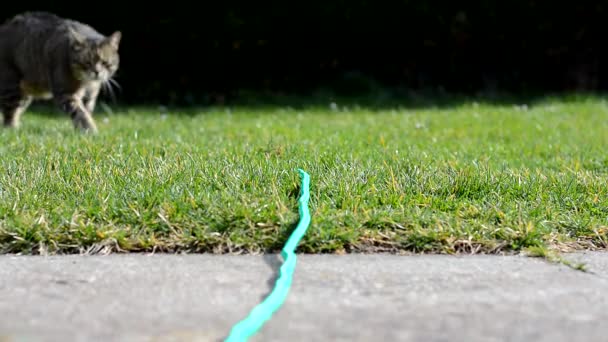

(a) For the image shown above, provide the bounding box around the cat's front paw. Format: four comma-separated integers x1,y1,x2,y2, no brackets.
73,116,98,134
3,119,21,128
80,124,98,134
82,125,98,134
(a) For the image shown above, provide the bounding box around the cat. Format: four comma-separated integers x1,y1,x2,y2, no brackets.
0,11,121,133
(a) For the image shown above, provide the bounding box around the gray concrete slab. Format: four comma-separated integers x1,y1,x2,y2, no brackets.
1,252,608,342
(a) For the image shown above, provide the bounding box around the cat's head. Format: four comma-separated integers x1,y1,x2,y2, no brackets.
68,28,121,83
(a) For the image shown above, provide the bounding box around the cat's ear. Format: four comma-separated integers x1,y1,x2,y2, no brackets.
106,31,121,50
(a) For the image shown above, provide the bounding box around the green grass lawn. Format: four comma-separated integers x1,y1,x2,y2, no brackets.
1,96,607,255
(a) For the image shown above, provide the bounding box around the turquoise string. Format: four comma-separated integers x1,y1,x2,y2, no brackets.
224,169,311,342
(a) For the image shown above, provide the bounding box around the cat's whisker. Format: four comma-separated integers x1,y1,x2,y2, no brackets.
102,79,117,104
108,77,121,91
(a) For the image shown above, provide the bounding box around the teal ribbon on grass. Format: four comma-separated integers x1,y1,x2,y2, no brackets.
224,169,311,342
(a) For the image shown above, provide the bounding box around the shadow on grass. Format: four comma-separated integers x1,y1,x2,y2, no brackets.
217,89,600,110
24,89,608,119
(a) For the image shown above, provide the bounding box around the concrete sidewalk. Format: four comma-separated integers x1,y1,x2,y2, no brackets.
1,252,608,342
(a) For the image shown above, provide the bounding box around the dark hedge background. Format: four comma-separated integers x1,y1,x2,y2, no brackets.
3,1,607,105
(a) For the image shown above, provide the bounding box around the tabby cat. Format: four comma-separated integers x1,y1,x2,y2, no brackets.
0,12,121,133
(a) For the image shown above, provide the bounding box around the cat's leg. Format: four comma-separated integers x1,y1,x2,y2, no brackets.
84,82,101,114
55,94,98,133
3,96,33,127
0,70,28,128
50,67,98,133
1,87,31,128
